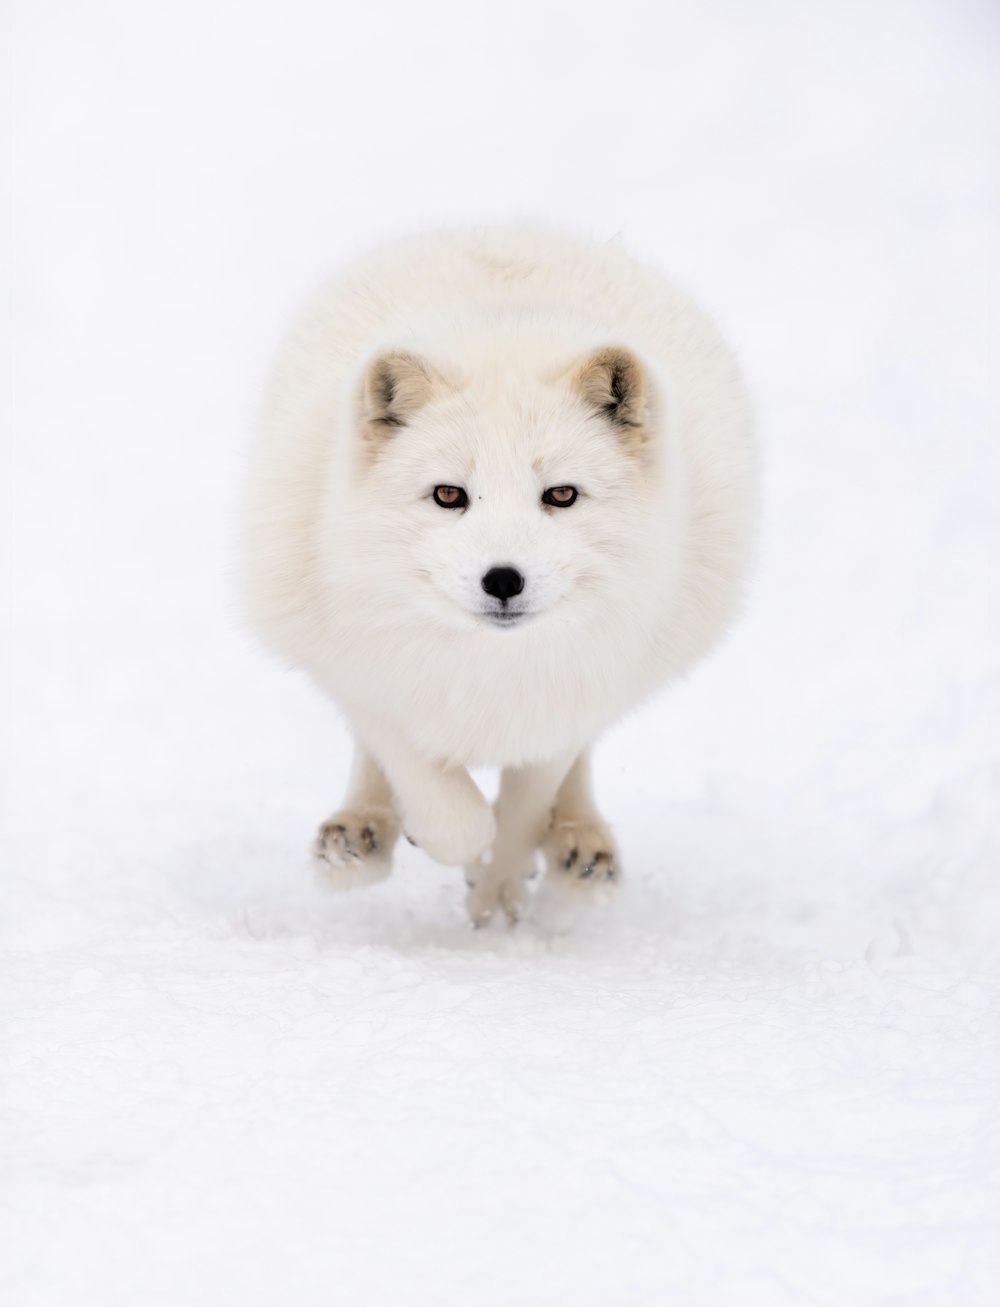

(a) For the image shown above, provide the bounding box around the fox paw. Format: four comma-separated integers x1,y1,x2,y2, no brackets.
464,855,535,927
313,806,398,890
543,819,620,887
404,797,496,868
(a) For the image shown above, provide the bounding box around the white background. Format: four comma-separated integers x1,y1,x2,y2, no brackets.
7,2,999,1304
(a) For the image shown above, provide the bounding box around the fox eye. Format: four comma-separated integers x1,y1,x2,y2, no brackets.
541,485,578,508
433,485,468,509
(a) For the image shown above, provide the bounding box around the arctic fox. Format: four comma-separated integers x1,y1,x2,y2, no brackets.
242,225,754,924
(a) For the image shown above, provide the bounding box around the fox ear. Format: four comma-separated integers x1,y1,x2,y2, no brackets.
362,350,441,434
570,345,649,443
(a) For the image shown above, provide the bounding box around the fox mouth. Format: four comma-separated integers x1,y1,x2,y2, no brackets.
482,608,531,629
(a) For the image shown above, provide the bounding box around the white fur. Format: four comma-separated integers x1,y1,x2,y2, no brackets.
241,224,754,922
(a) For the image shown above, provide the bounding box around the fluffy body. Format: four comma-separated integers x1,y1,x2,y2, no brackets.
242,225,754,921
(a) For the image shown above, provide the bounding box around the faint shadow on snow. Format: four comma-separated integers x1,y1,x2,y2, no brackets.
162,826,692,963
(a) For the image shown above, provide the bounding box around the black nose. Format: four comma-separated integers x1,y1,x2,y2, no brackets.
481,566,525,602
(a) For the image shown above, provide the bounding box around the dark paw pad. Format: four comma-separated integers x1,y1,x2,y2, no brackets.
564,852,611,883
315,823,360,860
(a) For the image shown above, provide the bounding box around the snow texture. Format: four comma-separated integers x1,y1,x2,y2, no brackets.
6,2,999,1304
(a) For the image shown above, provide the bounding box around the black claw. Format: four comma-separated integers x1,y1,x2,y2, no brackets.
563,848,579,870
360,825,378,854
404,833,417,847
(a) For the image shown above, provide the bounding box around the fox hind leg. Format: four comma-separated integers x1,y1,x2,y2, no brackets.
465,751,576,926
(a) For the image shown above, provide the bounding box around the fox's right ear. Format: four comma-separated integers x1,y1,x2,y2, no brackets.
361,350,442,436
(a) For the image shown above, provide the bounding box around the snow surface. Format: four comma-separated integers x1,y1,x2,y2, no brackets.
6,1,999,1304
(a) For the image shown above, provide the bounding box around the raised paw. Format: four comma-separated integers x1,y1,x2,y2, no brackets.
312,805,399,891
404,796,496,868
543,819,620,888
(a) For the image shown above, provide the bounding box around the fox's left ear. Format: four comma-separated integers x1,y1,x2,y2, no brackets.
569,345,650,447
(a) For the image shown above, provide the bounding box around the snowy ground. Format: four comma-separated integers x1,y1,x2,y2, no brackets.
6,2,999,1304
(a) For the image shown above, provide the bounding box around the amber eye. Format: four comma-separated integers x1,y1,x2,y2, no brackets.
433,485,468,509
541,485,578,508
